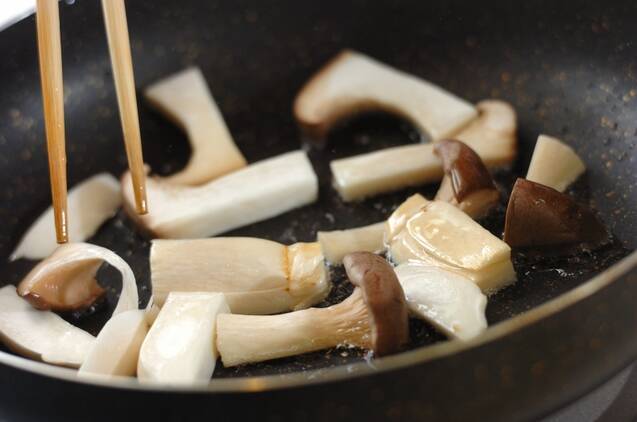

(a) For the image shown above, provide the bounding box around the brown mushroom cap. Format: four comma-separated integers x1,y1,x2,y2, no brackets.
504,178,608,249
434,139,498,203
342,252,409,356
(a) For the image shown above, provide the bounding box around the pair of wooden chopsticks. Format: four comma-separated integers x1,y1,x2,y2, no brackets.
36,0,147,244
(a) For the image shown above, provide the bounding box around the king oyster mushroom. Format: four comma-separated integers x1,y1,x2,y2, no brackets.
317,221,385,265
386,195,516,293
137,292,229,385
150,238,329,314
504,178,608,250
526,135,586,192
294,50,477,144
11,173,121,261
330,100,517,201
216,252,409,367
434,139,500,219
144,67,247,185
121,150,318,239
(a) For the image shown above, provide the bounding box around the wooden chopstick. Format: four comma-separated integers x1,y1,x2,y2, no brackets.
102,0,148,214
36,0,68,243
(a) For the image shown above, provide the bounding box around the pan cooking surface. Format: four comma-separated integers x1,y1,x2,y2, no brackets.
0,0,634,380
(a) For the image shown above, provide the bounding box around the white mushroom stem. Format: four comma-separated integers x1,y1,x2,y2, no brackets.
0,285,95,367
144,67,246,185
386,199,516,293
317,222,385,265
11,173,121,261
526,134,586,192
78,309,148,377
217,288,370,367
122,150,318,239
138,292,229,385
330,100,516,201
150,238,329,314
294,50,477,142
394,263,487,341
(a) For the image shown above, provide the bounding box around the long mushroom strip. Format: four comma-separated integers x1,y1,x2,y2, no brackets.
144,67,246,185
294,50,477,143
386,195,516,293
216,252,408,367
317,221,385,265
11,173,121,261
150,238,329,314
121,150,318,239
330,100,516,201
526,135,586,192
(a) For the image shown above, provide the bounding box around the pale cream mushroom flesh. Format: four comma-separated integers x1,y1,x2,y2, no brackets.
294,50,477,143
144,67,246,185
526,134,586,192
121,150,318,239
330,100,517,201
151,238,329,314
317,221,385,265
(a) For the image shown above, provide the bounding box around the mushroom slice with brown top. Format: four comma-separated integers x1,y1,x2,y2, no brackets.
317,221,385,265
294,50,477,144
144,67,246,185
504,178,608,250
150,238,329,314
330,100,517,201
216,252,408,367
11,173,121,261
434,139,499,219
0,285,95,367
526,135,586,192
121,150,318,239
17,242,138,314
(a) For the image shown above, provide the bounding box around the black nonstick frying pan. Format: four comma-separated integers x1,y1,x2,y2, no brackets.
0,0,636,421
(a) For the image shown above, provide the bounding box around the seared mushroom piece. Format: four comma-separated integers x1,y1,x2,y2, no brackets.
138,292,229,385
434,139,499,219
526,135,586,192
216,252,409,367
386,198,516,293
11,173,121,261
121,151,318,239
294,50,477,144
144,67,246,185
150,238,329,314
317,221,385,265
17,243,138,313
330,100,517,201
504,178,607,249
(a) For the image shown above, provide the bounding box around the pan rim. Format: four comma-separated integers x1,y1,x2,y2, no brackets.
0,249,635,393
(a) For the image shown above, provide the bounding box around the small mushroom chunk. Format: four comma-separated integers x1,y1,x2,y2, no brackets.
434,139,499,219
216,252,409,366
394,263,487,341
144,67,246,185
526,135,586,192
504,178,608,249
317,221,385,265
121,150,319,239
294,50,477,144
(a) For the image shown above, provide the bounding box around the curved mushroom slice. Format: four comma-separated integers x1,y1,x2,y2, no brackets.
150,238,329,314
78,309,148,377
317,221,385,265
138,292,229,385
17,243,138,314
394,263,487,341
387,199,516,293
11,173,121,261
434,139,499,219
294,50,477,144
0,285,95,367
526,135,586,192
216,252,408,366
504,178,608,249
144,67,246,185
330,100,517,201
122,150,318,239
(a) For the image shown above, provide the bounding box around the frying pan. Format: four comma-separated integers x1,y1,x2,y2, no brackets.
0,0,635,420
